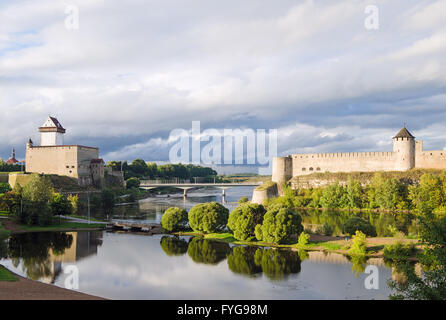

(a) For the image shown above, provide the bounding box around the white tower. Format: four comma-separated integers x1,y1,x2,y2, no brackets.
393,126,415,171
39,116,66,146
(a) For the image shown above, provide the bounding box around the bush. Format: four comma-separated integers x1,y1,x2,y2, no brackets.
254,205,303,244
238,196,249,204
188,202,229,233
0,182,11,194
227,203,266,240
50,193,72,216
343,217,377,237
126,177,140,190
297,232,310,248
161,207,188,232
348,231,367,256
383,241,417,262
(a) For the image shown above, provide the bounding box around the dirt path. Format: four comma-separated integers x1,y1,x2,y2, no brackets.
0,267,105,300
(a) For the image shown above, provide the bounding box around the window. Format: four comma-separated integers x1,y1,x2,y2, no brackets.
309,167,314,171
302,168,306,171
66,165,69,168
316,167,321,171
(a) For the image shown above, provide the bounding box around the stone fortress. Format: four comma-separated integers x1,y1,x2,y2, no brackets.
272,126,446,186
24,116,106,186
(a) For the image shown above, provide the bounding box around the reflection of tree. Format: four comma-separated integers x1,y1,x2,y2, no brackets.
227,246,262,277
187,238,230,265
160,236,188,256
7,232,73,280
253,248,301,281
0,234,8,259
347,255,368,277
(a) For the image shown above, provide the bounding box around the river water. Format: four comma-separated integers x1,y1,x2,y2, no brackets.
0,186,407,299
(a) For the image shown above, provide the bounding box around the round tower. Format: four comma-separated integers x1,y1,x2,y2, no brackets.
393,126,415,171
272,156,293,186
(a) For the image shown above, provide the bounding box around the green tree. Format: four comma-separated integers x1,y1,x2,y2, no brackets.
22,174,53,203
253,248,301,280
348,231,367,256
161,207,188,232
101,189,116,215
0,182,11,194
409,174,445,214
227,246,262,277
67,194,79,214
254,204,303,244
343,217,377,237
49,193,72,216
188,202,229,233
126,177,140,189
320,182,348,209
227,203,266,240
346,179,364,209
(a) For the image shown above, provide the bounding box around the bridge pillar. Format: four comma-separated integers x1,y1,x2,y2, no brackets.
179,187,192,198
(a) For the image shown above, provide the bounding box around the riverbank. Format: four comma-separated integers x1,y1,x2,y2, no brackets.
173,231,420,258
0,266,105,300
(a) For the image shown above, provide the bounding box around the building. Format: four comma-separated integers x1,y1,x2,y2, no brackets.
5,148,19,165
25,116,105,186
272,126,446,185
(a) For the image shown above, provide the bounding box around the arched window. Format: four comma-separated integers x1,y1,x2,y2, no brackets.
309,167,314,171
316,167,321,171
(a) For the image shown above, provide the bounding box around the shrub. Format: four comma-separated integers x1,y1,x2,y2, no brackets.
348,231,367,256
126,177,140,190
227,203,266,240
188,202,229,233
254,204,303,244
50,193,72,216
343,217,377,237
238,196,249,204
383,241,417,262
161,207,188,232
297,232,310,248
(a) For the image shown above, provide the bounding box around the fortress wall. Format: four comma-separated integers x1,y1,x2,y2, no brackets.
271,156,292,184
291,152,396,176
415,150,446,170
77,147,99,178
26,146,79,178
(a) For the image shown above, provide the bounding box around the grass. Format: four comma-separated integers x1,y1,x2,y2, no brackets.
0,265,18,282
69,214,107,222
254,180,277,191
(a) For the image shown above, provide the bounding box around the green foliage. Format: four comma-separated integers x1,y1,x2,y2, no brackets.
408,174,446,214
297,232,310,248
67,194,79,214
227,203,266,240
383,241,417,263
22,174,53,203
343,217,377,237
348,231,367,256
126,177,140,189
320,182,348,209
255,205,303,244
253,248,301,280
49,193,72,216
0,182,11,194
389,213,446,300
101,189,116,215
227,246,262,277
161,207,188,232
238,196,249,204
188,202,229,233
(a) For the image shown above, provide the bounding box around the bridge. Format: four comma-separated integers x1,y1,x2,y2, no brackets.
139,180,263,197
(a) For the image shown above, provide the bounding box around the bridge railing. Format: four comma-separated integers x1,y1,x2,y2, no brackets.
140,180,264,185
141,179,190,184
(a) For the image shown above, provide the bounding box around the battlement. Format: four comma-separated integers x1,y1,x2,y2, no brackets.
291,151,394,159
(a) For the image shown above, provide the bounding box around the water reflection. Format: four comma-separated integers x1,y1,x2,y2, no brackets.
187,238,231,265
6,232,102,283
160,236,188,256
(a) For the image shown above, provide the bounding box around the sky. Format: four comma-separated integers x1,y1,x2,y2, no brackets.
1,0,445,172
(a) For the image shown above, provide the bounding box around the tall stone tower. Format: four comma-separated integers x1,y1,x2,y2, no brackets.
393,126,415,171
39,116,66,146
272,156,293,187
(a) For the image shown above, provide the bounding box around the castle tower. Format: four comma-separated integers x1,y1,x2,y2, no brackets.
39,116,66,146
393,126,415,171
272,156,293,186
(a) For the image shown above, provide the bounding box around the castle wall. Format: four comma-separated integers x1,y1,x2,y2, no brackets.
415,150,446,170
26,146,99,185
290,151,397,176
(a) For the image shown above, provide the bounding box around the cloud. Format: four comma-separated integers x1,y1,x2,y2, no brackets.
1,0,445,169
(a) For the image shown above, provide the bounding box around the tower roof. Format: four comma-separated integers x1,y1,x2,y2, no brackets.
39,116,66,133
393,126,415,139
6,147,19,164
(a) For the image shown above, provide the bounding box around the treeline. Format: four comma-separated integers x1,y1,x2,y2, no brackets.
106,160,217,180
0,174,116,226
0,161,22,172
270,172,446,215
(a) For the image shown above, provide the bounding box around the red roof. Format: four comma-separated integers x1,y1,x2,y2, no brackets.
6,157,19,164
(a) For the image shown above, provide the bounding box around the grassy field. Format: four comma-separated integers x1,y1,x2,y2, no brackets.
0,265,17,282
